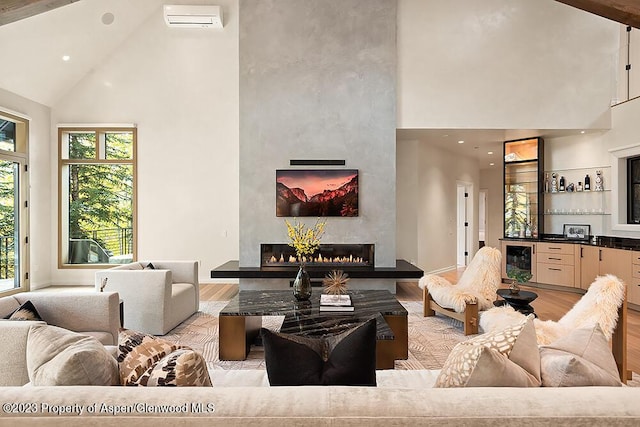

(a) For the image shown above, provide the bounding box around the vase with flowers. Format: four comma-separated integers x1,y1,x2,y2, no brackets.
285,217,326,301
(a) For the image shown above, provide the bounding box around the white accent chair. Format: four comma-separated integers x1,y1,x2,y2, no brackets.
95,260,199,335
480,274,628,382
418,246,502,335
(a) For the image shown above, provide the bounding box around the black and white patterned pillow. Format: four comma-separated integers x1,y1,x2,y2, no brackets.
3,300,43,321
117,329,211,387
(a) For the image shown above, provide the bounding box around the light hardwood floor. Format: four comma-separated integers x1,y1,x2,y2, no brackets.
201,272,640,373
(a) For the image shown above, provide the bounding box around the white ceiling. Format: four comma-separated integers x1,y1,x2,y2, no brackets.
396,128,600,169
0,0,159,106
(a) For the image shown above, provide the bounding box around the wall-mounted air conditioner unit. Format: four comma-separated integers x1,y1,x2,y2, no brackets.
163,5,223,28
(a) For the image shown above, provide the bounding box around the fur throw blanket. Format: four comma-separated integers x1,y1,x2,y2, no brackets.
418,247,502,312
480,274,625,345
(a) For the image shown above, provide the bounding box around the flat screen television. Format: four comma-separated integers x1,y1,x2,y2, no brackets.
276,169,358,217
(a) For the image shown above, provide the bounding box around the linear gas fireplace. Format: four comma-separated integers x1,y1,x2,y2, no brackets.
260,243,374,270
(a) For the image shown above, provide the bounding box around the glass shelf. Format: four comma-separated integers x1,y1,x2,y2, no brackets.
544,212,610,216
543,190,610,195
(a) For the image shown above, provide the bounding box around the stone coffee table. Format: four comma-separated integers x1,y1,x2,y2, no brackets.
218,290,408,369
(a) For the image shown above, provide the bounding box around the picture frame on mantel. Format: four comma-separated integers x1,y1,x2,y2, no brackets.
563,224,590,240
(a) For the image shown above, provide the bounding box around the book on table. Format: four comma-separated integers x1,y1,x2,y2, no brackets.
319,304,354,312
320,294,354,312
320,294,352,306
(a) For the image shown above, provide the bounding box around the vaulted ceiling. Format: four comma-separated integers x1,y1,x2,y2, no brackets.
3,0,638,28
555,0,640,28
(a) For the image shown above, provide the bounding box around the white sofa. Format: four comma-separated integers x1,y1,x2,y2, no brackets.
1,372,640,425
95,260,199,335
0,291,120,386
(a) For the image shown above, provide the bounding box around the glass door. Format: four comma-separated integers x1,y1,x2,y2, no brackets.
0,111,29,294
0,160,20,291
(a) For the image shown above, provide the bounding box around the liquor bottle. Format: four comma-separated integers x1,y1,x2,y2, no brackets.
559,176,565,191
544,173,550,193
584,174,591,191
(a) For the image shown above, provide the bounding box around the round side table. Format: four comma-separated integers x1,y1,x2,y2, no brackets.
495,289,538,317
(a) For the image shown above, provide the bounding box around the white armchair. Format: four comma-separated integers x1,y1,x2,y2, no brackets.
95,260,199,335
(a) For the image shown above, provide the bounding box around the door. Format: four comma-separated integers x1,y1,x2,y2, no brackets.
0,160,23,292
479,190,487,247
457,183,472,267
580,245,600,290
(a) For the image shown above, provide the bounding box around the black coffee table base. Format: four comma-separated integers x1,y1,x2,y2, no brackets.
495,289,538,317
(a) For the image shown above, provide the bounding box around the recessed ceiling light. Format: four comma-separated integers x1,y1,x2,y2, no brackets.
488,151,493,155
62,55,70,61
580,130,585,134
442,134,449,137
458,140,464,144
489,163,495,166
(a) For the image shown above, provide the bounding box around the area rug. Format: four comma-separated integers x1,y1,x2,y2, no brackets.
163,300,639,385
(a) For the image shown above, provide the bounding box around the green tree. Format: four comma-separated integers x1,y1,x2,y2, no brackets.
0,160,17,278
68,133,133,256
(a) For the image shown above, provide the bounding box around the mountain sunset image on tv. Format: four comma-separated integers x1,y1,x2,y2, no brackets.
276,169,358,217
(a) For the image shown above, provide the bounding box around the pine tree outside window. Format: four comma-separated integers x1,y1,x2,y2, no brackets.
58,126,136,267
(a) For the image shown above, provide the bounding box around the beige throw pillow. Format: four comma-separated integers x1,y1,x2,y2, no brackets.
26,324,119,386
435,316,541,387
539,324,622,387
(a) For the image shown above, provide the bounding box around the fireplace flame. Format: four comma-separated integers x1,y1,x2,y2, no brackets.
268,254,367,264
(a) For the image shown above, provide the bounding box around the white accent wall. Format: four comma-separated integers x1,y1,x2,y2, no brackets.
397,0,619,129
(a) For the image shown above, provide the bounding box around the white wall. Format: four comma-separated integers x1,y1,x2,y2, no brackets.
397,141,480,273
0,88,51,289
397,0,619,130
50,0,239,285
543,133,611,236
480,166,502,250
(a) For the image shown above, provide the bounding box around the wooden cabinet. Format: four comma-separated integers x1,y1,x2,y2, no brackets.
579,245,600,290
536,242,579,287
579,245,633,291
629,252,640,305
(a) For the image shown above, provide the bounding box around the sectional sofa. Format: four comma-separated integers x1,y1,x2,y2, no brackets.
2,292,640,425
2,376,640,425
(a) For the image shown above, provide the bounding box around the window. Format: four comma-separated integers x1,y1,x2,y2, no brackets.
0,111,29,294
628,155,640,224
58,126,136,267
